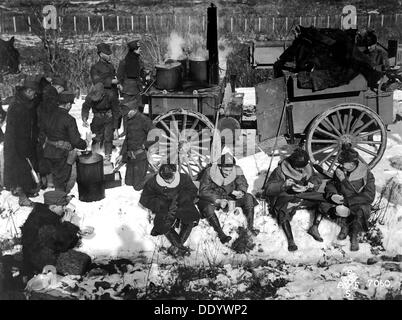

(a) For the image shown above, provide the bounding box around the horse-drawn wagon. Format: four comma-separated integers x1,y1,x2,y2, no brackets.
256,72,393,176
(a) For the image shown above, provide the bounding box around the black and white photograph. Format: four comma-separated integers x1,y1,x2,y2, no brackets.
1,0,402,305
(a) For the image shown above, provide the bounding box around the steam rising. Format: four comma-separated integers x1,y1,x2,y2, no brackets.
167,32,185,60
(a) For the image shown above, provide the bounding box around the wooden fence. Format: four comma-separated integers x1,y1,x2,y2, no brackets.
1,12,402,41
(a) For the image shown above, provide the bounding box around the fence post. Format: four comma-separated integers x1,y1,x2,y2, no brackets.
285,16,288,33
327,15,330,28
273,17,275,33
27,16,31,32
145,15,148,32
88,16,91,32
102,15,105,32
245,18,247,32
73,16,76,32
368,14,371,27
230,17,233,33
313,16,316,27
202,15,205,32
381,14,384,27
131,15,134,31
13,16,16,33
188,16,191,33
299,16,302,26
58,16,62,32
258,17,261,32
117,16,119,31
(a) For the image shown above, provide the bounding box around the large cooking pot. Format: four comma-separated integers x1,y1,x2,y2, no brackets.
155,62,182,91
189,56,208,83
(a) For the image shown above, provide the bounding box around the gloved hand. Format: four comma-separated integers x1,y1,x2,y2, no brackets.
331,194,344,204
231,190,244,199
216,199,228,209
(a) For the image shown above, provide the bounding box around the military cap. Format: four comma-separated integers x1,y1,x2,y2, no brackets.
96,43,112,55
122,96,139,109
287,148,309,169
338,144,359,164
58,91,76,105
52,77,68,89
22,76,39,91
44,190,73,206
127,40,140,50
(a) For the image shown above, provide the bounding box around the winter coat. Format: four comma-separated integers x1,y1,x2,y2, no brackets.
43,107,87,159
324,161,375,208
21,203,80,274
139,172,200,235
120,111,155,162
90,60,116,88
81,93,120,129
4,88,38,192
198,164,249,205
37,84,59,133
264,159,322,208
117,52,144,95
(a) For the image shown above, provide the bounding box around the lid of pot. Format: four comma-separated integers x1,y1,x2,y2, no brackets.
155,62,181,69
189,56,208,62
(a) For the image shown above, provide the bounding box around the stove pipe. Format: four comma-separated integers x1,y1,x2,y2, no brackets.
207,3,219,85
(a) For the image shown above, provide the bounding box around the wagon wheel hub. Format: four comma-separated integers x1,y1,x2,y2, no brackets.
339,134,356,146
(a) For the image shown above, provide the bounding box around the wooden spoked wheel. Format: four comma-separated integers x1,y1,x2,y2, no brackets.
147,109,214,180
306,103,387,176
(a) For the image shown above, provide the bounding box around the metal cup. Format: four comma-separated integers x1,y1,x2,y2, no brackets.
228,200,236,212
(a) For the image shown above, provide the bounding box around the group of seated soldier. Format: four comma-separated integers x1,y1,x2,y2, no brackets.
19,144,374,278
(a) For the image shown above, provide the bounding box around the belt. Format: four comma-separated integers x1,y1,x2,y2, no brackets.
45,138,72,151
94,110,112,117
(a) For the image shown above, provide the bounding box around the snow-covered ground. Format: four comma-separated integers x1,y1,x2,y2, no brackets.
1,94,402,300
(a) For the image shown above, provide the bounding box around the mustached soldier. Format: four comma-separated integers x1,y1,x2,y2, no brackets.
43,92,87,192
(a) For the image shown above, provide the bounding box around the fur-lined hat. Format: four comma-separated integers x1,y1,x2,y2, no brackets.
287,148,309,168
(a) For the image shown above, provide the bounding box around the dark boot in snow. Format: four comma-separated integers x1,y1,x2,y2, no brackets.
337,218,349,240
350,221,360,251
14,187,33,207
282,221,298,251
245,208,260,236
179,223,193,245
307,213,323,242
208,213,231,244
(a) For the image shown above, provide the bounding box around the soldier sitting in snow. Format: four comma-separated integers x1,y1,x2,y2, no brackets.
21,191,91,278
139,164,200,257
264,148,330,251
323,144,375,251
197,153,260,244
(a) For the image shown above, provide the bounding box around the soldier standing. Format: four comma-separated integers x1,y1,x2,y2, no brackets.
43,92,87,192
117,39,146,128
4,77,40,206
115,97,157,191
90,43,120,130
36,76,68,189
82,83,120,163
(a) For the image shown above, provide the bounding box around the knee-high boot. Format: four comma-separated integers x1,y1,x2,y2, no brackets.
308,212,323,242
282,221,298,251
244,207,260,236
164,228,190,257
179,223,193,245
337,217,349,240
207,213,232,244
